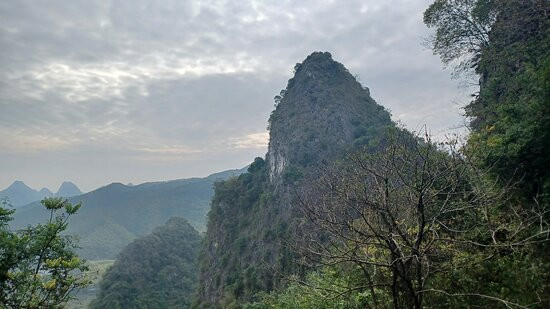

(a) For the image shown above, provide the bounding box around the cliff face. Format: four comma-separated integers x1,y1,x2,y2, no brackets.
267,52,391,181
195,52,393,307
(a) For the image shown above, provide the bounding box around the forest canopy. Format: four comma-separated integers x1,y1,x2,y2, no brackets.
91,217,202,309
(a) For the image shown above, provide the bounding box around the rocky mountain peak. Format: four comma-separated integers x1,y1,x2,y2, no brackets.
39,188,54,197
56,181,82,198
266,51,391,181
1,181,51,207
293,52,347,79
8,180,29,189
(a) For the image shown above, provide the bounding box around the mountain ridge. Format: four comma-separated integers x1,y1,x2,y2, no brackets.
0,180,83,207
12,167,246,259
1,181,52,207
55,181,82,197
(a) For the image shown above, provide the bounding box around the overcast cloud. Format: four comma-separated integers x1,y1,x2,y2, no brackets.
0,0,471,191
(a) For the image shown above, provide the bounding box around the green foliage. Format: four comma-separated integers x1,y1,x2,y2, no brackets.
426,0,550,202
252,132,549,308
468,9,550,200
426,251,548,308
196,52,398,308
425,9,550,305
282,165,304,184
0,197,15,227
0,197,89,308
195,158,274,307
423,1,550,306
246,265,384,309
268,52,393,172
424,0,496,73
199,10,550,305
90,217,201,309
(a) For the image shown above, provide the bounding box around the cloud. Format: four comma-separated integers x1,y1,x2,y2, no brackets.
134,145,202,155
0,131,80,153
0,0,467,190
230,132,269,150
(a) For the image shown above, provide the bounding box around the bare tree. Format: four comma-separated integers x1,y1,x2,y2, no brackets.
294,130,549,308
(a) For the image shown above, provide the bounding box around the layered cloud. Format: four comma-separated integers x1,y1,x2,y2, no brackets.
0,0,469,190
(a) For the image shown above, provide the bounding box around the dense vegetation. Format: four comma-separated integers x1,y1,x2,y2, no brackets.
0,198,89,308
197,1,549,308
90,217,201,309
425,0,550,202
11,168,243,259
195,158,276,307
4,1,547,308
248,131,548,308
195,52,396,307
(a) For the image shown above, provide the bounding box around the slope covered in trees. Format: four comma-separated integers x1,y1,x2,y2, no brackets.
243,1,550,308
425,0,550,202
195,52,396,307
11,168,244,259
196,2,549,307
90,217,201,309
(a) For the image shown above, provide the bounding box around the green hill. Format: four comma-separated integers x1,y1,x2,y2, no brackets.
11,168,245,259
90,217,201,308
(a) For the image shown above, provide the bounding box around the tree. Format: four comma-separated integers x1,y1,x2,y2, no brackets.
424,0,496,75
91,217,201,309
293,131,549,308
0,197,89,308
245,266,372,309
424,0,550,200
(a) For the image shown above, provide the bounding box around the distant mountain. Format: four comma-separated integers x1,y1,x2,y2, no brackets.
39,188,54,197
0,181,53,207
55,181,82,197
11,168,246,259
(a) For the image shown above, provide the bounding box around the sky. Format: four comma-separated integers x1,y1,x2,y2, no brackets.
0,0,473,192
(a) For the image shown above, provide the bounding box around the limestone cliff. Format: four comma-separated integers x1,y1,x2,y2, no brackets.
267,52,391,181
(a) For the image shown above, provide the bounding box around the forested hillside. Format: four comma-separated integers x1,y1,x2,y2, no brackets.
11,168,244,259
195,1,549,308
240,1,550,308
195,52,396,307
90,217,201,308
2,1,547,308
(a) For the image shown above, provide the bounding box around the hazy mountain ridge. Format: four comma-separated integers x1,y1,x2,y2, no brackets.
11,168,246,259
56,181,82,198
0,180,82,207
